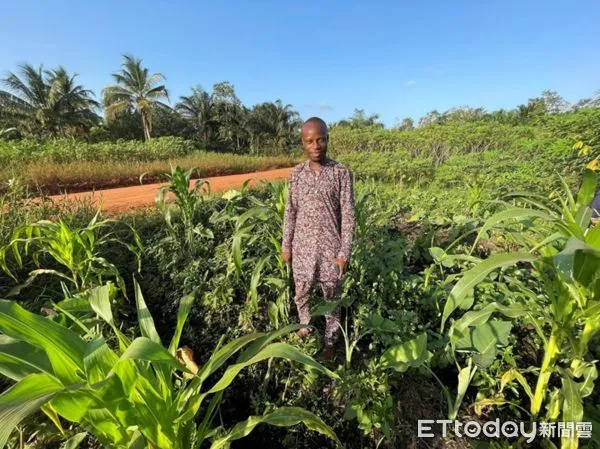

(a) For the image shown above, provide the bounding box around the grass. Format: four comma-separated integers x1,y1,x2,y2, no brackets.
0,151,302,194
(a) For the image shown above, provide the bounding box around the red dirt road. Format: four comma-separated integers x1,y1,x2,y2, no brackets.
49,167,292,215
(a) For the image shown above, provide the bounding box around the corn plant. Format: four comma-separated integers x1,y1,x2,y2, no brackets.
439,168,600,449
155,165,212,249
0,211,142,297
222,180,292,329
0,280,342,449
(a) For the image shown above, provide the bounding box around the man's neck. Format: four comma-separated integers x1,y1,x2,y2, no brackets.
308,157,329,172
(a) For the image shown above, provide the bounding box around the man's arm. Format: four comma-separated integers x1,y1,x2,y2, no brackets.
281,171,297,260
337,167,356,263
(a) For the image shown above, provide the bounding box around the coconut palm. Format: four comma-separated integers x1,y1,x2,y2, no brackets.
102,54,169,141
175,85,217,145
0,63,99,136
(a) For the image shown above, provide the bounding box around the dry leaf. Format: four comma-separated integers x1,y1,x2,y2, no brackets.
176,346,199,379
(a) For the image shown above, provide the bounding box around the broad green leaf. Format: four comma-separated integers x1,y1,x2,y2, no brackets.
54,297,93,314
364,313,398,334
450,360,477,420
84,338,119,385
208,343,338,394
41,403,64,434
168,295,195,355
452,303,524,335
88,284,115,327
561,375,583,449
0,373,65,449
545,388,562,421
455,320,512,353
60,432,87,449
222,189,241,201
574,205,592,231
576,169,597,208
0,300,85,384
553,237,600,287
586,222,600,249
50,390,95,422
134,278,162,345
380,333,429,372
578,364,598,398
117,337,188,373
126,375,176,448
210,407,341,449
441,253,537,330
127,431,146,449
83,408,130,447
311,300,340,317
0,334,53,380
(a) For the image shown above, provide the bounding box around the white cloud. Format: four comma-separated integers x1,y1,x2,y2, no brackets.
306,102,334,111
404,80,416,87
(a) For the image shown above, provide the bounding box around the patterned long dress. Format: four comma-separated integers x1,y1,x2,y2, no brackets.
282,158,355,346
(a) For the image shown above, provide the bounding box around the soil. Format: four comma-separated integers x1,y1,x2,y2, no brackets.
46,167,293,216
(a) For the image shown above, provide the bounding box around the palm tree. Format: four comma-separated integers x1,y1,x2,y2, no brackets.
245,100,300,154
46,67,101,135
102,55,169,141
175,86,216,145
0,63,99,136
272,99,301,149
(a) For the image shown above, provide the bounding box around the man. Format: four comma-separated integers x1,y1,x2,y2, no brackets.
281,117,355,360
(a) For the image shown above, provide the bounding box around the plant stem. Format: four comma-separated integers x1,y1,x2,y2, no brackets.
531,329,561,416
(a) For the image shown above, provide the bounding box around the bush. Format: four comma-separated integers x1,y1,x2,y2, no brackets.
0,136,199,165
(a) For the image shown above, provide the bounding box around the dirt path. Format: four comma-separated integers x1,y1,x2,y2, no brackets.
49,167,292,215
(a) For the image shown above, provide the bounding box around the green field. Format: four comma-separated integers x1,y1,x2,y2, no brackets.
1,77,600,449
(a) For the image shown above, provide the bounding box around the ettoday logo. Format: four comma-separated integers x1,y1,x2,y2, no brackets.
417,420,593,442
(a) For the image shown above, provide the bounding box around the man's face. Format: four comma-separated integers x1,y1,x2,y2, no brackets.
301,122,328,163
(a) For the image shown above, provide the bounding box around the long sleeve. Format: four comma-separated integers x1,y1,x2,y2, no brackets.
337,168,355,261
282,171,297,253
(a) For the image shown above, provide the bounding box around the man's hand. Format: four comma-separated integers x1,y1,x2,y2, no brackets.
334,257,346,280
282,251,292,265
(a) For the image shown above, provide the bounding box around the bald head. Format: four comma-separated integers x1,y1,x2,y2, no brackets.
302,117,328,134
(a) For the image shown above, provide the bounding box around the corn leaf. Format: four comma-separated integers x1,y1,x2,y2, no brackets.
0,373,65,449
0,300,85,384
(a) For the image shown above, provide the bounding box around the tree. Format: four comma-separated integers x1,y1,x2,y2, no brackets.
0,63,99,137
572,91,600,110
393,117,414,131
212,81,247,151
332,108,384,129
540,89,568,113
245,100,301,154
418,109,443,127
441,106,486,123
102,54,170,141
516,98,547,122
175,85,217,145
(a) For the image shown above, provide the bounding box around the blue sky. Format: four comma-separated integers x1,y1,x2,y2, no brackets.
1,0,599,127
